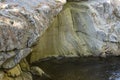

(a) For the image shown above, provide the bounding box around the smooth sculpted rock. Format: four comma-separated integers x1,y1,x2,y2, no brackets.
0,0,66,75
30,0,120,62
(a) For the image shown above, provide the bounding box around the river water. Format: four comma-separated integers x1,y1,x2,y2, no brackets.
32,56,120,80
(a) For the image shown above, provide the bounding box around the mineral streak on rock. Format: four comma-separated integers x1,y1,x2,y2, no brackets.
30,0,120,62
1,0,120,80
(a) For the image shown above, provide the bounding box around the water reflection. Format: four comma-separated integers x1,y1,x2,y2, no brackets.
32,56,120,80
109,70,120,80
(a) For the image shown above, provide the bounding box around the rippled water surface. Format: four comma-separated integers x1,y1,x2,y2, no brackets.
32,57,120,80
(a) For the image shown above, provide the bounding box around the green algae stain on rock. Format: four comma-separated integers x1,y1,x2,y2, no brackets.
30,0,120,63
30,3,93,63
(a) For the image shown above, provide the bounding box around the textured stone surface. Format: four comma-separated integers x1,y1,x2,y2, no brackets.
2,72,32,80
0,0,66,80
0,0,65,69
30,0,120,62
1,0,120,79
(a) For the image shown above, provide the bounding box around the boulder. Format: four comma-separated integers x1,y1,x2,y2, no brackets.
0,0,65,69
0,0,65,79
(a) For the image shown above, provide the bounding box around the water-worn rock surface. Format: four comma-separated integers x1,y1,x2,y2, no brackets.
0,0,65,69
1,0,120,80
30,0,120,62
0,0,65,80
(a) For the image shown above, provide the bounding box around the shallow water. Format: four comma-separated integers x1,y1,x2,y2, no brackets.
32,56,120,80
